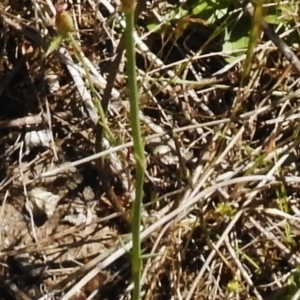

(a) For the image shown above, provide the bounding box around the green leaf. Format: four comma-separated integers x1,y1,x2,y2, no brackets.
223,27,249,63
192,2,209,16
264,14,284,24
46,35,64,56
227,280,241,292
222,16,251,63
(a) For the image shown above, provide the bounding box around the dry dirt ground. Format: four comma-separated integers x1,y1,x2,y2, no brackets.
1,1,300,300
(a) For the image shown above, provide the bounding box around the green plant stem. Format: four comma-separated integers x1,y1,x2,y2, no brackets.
67,32,115,143
123,4,146,300
241,0,263,84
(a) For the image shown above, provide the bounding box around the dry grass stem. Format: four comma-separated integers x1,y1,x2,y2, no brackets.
2,0,300,299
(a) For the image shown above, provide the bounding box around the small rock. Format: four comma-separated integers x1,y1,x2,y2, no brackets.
83,186,95,201
26,187,60,218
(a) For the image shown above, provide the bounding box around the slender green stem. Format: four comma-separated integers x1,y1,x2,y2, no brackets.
67,33,115,143
123,3,146,300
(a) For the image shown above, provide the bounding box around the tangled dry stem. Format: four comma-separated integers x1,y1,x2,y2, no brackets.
1,1,300,300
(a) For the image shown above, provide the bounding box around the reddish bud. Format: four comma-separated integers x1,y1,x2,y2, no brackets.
55,3,74,35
